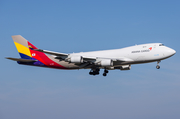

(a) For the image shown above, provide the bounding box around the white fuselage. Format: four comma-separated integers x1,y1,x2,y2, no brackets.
66,43,176,68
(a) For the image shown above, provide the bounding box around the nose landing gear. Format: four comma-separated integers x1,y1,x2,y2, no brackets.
156,61,161,69
156,65,160,69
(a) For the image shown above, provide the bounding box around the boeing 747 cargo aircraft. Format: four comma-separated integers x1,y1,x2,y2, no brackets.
6,35,176,76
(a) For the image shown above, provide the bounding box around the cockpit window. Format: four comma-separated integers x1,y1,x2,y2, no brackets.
159,44,165,46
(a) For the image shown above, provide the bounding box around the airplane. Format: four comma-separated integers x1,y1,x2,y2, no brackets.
6,35,176,76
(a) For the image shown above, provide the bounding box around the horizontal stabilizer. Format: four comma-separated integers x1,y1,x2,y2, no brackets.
6,57,38,62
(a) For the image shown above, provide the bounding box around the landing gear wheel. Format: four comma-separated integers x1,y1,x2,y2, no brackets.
89,71,94,75
156,61,161,69
93,72,96,75
105,70,109,73
103,69,108,76
156,65,160,69
95,71,99,75
103,73,107,76
89,68,100,75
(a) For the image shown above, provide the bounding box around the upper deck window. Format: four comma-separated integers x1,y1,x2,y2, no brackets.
159,44,165,46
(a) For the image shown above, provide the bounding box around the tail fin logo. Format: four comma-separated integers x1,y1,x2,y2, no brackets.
149,47,152,50
28,45,34,50
32,53,36,56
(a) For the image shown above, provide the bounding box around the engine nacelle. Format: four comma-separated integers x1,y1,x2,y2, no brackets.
120,65,131,70
67,56,83,64
100,60,113,67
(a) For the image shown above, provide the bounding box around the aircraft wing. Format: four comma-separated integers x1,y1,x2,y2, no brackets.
34,49,133,63
34,49,68,57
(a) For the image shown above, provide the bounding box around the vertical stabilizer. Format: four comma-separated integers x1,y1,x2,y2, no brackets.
10,35,66,69
12,35,36,59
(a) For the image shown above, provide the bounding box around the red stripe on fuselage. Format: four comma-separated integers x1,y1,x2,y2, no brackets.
28,42,67,69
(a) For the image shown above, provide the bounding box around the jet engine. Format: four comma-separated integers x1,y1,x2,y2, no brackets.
67,56,83,64
100,60,113,67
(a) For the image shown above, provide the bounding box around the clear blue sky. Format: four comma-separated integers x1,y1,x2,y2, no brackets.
1,0,180,119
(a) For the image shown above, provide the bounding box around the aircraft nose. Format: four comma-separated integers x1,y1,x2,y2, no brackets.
169,49,176,55
172,49,176,55
163,47,176,57
167,48,176,56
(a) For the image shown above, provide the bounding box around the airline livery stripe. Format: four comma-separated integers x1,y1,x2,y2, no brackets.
14,42,32,57
27,42,67,69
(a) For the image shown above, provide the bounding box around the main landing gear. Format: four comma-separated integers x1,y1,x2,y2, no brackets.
89,68,109,76
103,69,109,77
89,68,100,76
156,61,161,69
